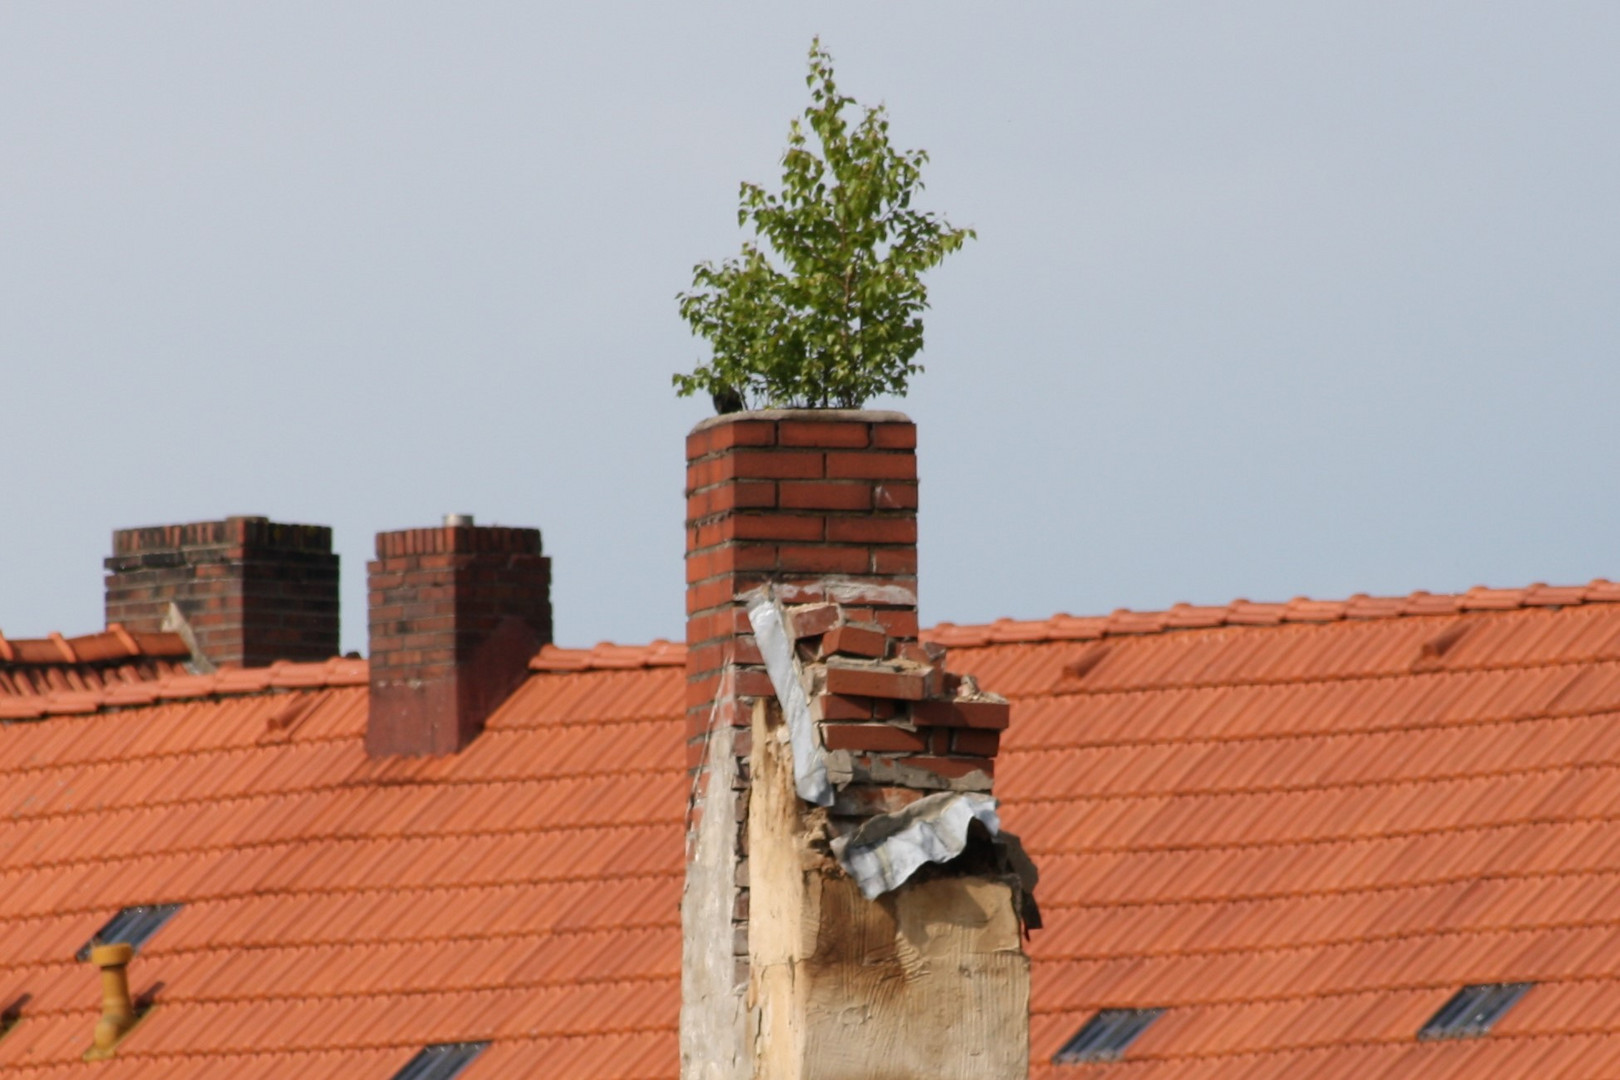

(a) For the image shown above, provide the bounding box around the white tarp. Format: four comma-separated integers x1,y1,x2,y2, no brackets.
746,589,833,807
830,791,1002,898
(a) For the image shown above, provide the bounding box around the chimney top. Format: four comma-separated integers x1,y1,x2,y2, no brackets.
443,514,475,527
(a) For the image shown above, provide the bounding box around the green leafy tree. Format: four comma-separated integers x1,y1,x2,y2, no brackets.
675,40,974,410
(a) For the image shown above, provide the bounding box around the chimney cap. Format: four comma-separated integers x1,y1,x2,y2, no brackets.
443,514,475,527
89,943,134,967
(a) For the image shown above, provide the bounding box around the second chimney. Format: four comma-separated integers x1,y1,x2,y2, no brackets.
366,517,552,757
104,516,339,668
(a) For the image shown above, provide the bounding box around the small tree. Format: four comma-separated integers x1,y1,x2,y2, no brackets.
674,40,974,411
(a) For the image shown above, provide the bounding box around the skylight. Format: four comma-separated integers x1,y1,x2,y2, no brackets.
392,1041,490,1080
1053,1008,1164,1064
1419,983,1532,1039
75,904,182,962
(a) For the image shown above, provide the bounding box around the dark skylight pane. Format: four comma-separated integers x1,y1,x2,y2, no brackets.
392,1041,490,1080
75,904,183,962
1053,1008,1164,1063
1419,983,1532,1039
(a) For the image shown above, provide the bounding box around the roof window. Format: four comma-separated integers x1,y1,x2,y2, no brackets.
1053,1008,1163,1063
1420,983,1531,1039
75,904,182,962
392,1041,490,1080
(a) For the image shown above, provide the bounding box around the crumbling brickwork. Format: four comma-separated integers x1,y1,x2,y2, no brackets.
681,410,1030,1079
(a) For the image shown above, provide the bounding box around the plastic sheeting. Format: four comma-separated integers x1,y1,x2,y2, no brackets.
746,589,833,806
830,791,1002,899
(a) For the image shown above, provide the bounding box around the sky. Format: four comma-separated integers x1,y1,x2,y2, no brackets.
2,4,1618,656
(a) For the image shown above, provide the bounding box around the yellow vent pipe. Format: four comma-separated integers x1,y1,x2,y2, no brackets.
84,943,136,1061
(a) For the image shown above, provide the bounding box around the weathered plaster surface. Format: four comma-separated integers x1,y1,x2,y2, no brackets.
748,703,1030,1080
681,723,749,1080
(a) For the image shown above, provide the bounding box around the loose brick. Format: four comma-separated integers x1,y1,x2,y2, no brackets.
787,603,842,640
824,664,926,701
822,724,927,753
814,693,874,721
911,698,1010,730
873,609,921,639
820,624,888,660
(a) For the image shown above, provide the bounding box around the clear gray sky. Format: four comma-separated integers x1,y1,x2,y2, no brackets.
3,4,1618,655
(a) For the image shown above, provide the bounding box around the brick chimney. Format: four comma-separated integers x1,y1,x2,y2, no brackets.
104,516,339,668
681,410,1030,1079
366,517,551,757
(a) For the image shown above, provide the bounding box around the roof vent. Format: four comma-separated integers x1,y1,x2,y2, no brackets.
76,904,182,962
83,943,136,1061
1419,982,1531,1039
392,1041,490,1080
1053,1007,1163,1064
443,514,475,527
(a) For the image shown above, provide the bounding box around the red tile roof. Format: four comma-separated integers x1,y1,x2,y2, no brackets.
4,583,1620,1075
0,627,191,698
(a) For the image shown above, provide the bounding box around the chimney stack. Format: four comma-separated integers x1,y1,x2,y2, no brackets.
366,517,551,757
681,410,1029,1079
104,516,339,668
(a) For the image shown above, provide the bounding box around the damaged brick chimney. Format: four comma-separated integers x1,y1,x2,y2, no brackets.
104,516,339,668
366,517,551,757
682,411,1030,1080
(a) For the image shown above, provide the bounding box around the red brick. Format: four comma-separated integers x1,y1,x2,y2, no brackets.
734,668,775,699
722,449,825,481
688,480,777,519
826,517,918,545
688,419,776,458
820,624,888,660
687,577,751,616
872,548,919,575
719,515,826,543
911,698,1010,730
815,693,874,721
873,610,921,639
778,481,874,511
872,423,917,449
826,451,916,481
952,729,1001,757
787,603,842,640
777,420,871,448
776,546,869,575
686,544,779,584
824,665,926,701
822,724,927,753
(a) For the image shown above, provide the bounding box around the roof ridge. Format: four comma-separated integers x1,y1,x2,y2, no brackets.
0,657,367,721
7,578,1615,718
0,623,191,666
927,578,1620,647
